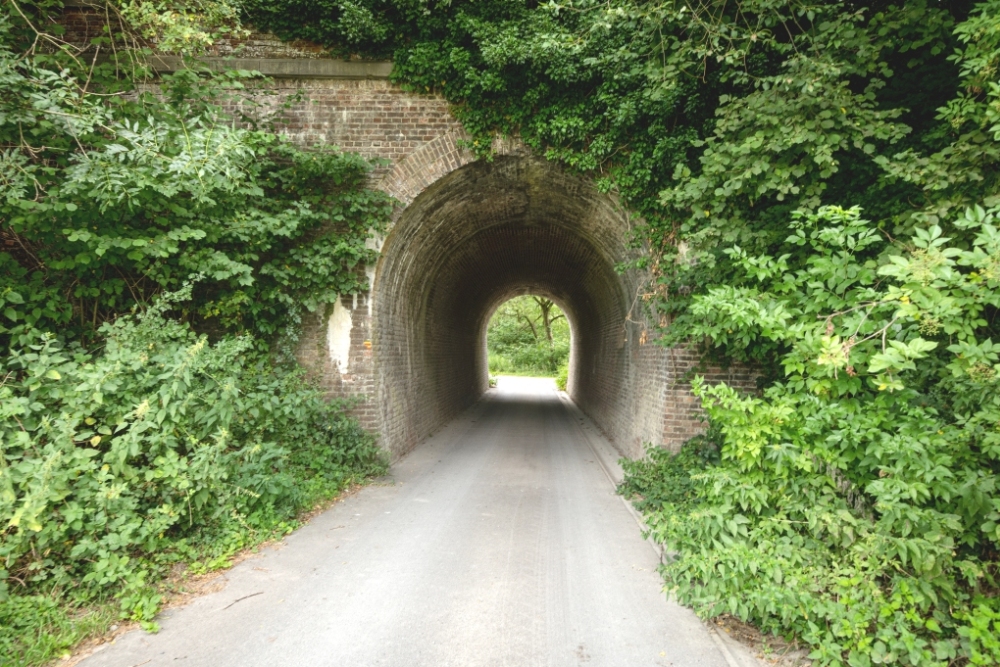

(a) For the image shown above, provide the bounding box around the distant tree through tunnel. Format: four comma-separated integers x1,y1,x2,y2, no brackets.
486,295,570,378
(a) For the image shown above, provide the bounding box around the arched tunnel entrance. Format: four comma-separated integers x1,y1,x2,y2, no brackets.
372,154,670,459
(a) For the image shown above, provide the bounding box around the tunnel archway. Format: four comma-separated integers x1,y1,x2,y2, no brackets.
372,153,669,458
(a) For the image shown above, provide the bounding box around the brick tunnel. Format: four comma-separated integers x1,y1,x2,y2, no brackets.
372,153,668,458
51,7,757,464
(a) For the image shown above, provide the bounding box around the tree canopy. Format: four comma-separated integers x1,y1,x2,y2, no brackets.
487,295,569,376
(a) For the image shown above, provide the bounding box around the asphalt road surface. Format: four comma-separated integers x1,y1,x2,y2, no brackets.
78,377,759,667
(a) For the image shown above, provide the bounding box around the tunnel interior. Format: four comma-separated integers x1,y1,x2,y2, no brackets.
372,155,664,459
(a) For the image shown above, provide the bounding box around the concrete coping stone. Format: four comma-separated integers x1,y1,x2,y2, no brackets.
82,54,392,80
146,56,393,79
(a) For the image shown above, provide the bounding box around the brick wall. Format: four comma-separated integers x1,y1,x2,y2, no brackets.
262,79,464,176
370,152,746,460
54,4,756,458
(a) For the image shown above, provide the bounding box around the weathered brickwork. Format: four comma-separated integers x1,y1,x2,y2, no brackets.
369,151,748,460
263,80,465,175
55,5,756,459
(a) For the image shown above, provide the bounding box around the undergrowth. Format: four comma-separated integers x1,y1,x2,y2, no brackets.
0,289,387,666
619,205,1000,667
0,7,392,663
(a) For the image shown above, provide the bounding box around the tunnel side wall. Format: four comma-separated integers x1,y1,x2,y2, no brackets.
580,336,760,457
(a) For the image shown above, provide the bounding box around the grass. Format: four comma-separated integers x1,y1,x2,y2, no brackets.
489,369,558,378
0,595,118,665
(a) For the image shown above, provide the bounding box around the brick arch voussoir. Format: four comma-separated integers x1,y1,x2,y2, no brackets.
376,131,473,207
376,132,530,208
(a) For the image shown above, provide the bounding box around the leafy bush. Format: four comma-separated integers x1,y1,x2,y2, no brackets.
0,7,393,345
619,430,722,516
488,341,568,377
0,5,392,665
623,205,1000,667
0,291,385,664
555,362,568,392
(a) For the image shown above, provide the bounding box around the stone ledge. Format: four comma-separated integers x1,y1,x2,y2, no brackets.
146,56,393,79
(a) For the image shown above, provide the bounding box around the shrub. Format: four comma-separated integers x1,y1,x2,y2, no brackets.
555,363,568,391
0,7,392,665
488,341,569,377
623,206,1000,667
0,291,385,664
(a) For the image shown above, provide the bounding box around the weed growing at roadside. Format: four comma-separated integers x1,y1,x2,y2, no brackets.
0,291,386,666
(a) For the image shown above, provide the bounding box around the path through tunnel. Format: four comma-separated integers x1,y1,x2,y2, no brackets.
373,154,669,459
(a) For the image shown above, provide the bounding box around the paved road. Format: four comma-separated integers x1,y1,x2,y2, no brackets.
79,377,757,667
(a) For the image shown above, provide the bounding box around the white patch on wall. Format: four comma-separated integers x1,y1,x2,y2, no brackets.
366,231,385,253
328,299,353,374
366,266,376,315
364,232,383,316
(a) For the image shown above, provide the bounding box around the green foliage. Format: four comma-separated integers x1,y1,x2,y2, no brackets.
119,0,248,54
0,593,116,664
487,295,569,376
0,4,394,345
555,362,568,391
245,0,978,245
0,291,386,665
0,5,392,664
622,204,1000,667
620,430,721,515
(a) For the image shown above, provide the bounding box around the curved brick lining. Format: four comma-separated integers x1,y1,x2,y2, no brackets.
373,155,664,458
378,131,475,206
